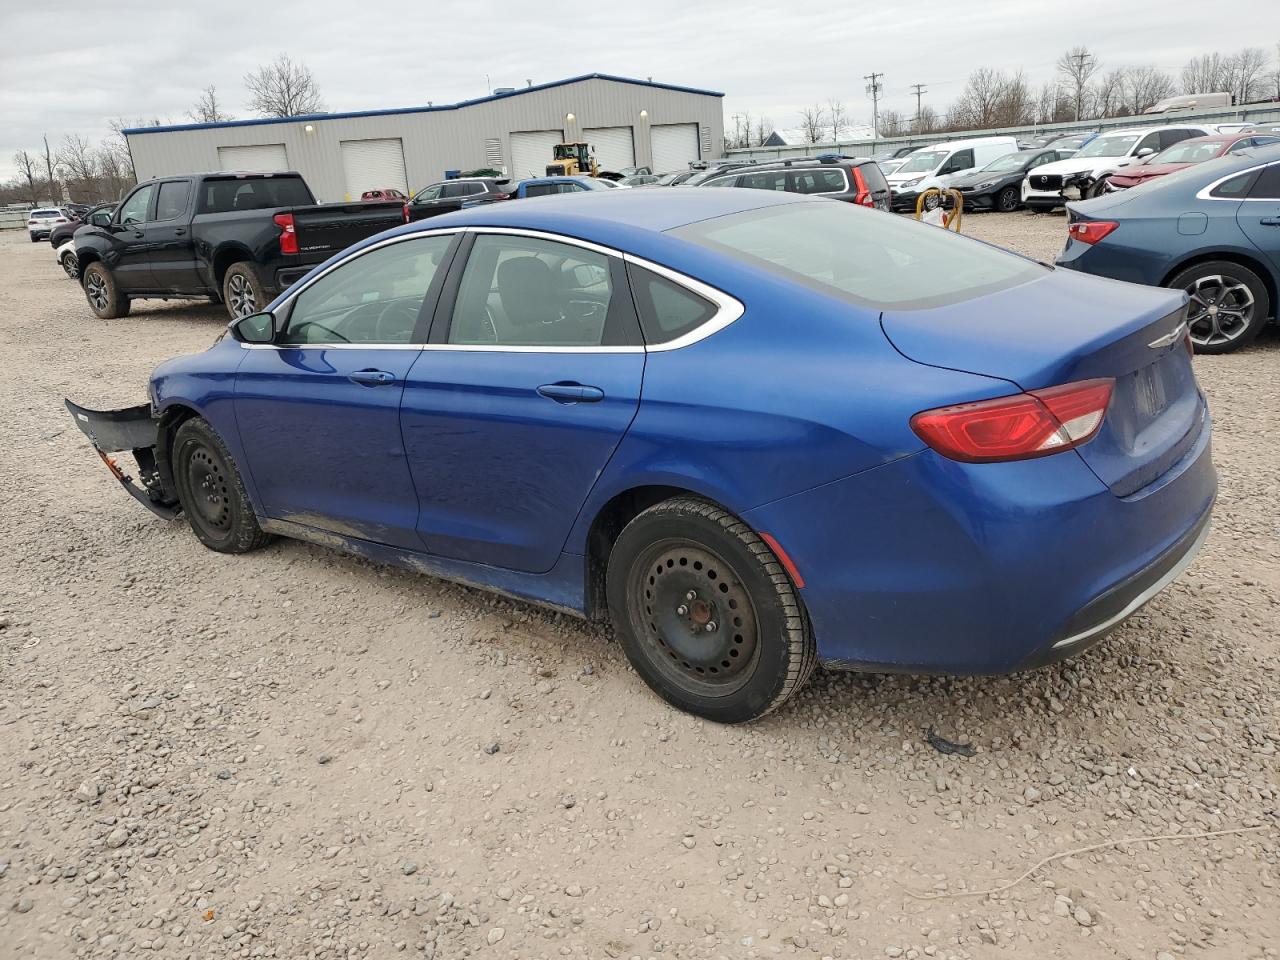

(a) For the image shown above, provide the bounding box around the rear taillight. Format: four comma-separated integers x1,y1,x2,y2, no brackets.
402,202,410,223
274,212,298,254
492,192,511,200
911,378,1114,463
1068,220,1118,245
851,167,874,207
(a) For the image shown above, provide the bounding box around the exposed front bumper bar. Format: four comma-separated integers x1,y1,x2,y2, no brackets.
64,399,181,519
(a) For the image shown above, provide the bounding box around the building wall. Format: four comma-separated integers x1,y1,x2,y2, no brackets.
126,76,725,202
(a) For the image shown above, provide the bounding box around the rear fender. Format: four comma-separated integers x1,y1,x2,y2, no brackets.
64,399,182,519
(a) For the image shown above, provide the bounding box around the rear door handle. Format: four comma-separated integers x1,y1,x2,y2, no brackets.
1259,217,1280,226
348,369,397,386
537,383,604,403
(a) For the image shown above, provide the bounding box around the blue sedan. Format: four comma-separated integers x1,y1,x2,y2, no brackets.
67,188,1216,722
1057,142,1280,353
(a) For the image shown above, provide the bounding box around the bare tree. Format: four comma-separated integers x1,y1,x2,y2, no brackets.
1273,42,1280,99
753,116,774,147
41,135,57,190
951,68,1013,128
913,104,940,134
1181,52,1230,94
12,150,39,204
188,84,234,123
1124,66,1176,115
799,104,827,144
996,70,1035,125
1093,69,1128,118
879,109,906,138
57,134,98,184
1057,46,1100,120
244,54,324,118
827,98,849,141
1224,47,1270,104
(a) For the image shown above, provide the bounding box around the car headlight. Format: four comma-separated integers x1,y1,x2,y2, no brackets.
973,180,998,190
900,178,922,188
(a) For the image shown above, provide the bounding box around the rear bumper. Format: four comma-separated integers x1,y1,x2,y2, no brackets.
743,412,1216,675
64,399,181,519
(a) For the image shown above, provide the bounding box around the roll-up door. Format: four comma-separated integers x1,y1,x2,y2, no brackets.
510,130,564,178
650,124,700,173
217,143,288,172
340,138,409,198
583,126,635,171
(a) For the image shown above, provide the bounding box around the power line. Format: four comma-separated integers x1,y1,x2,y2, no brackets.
864,72,884,140
910,83,928,128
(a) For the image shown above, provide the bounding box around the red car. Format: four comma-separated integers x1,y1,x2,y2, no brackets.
360,188,407,202
1105,133,1280,190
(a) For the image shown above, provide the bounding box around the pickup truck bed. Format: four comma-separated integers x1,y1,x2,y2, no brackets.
74,171,406,321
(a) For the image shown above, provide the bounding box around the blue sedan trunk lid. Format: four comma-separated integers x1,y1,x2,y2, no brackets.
881,270,1204,497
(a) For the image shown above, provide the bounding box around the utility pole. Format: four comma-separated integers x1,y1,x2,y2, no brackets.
910,83,927,129
864,72,883,141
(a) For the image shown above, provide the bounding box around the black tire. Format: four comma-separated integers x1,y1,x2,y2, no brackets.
1167,260,1271,355
61,252,79,280
1085,178,1108,199
30,234,40,243
222,262,268,321
996,186,1020,212
171,418,272,554
606,497,816,723
82,262,130,319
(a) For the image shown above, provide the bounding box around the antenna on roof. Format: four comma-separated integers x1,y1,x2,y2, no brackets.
526,79,532,87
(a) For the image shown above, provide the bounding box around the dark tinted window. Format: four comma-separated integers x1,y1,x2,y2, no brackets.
449,235,627,347
196,176,313,214
1211,171,1258,198
857,163,889,192
672,202,1045,310
628,265,717,344
738,171,788,191
1159,129,1198,150
524,183,556,197
443,182,484,198
943,149,974,173
155,181,191,221
1248,163,1280,199
281,236,452,345
789,169,846,194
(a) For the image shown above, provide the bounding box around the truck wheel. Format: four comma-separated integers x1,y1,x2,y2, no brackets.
606,497,816,723
82,262,130,319
171,417,272,554
223,262,268,320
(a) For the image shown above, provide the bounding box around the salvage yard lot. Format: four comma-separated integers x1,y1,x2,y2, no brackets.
1,212,1277,959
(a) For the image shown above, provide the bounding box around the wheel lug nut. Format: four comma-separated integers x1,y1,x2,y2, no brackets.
676,604,688,616
705,621,717,633
685,590,697,601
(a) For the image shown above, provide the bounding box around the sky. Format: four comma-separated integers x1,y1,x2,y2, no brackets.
1,0,1277,181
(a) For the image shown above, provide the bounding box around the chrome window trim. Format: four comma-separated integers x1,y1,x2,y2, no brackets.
1195,160,1280,201
236,225,744,354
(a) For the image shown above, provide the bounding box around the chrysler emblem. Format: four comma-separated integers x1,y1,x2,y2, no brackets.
1148,322,1188,349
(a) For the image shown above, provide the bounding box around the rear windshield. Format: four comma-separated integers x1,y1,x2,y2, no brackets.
31,210,60,218
670,202,1046,310
196,176,313,214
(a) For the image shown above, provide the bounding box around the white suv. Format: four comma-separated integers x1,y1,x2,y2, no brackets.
1021,125,1210,209
26,207,71,243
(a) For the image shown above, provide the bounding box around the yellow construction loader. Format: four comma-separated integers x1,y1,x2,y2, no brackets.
545,142,599,177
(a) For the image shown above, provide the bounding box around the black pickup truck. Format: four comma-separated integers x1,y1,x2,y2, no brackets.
74,171,406,320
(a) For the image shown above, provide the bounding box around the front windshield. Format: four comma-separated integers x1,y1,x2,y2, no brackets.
894,151,945,174
981,152,1035,173
1150,140,1223,164
1075,134,1139,158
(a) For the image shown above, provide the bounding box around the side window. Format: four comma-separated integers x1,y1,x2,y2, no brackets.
155,181,191,221
628,264,718,346
524,183,556,197
443,182,481,199
1135,132,1161,155
1032,152,1056,167
414,184,444,203
280,235,453,346
1161,129,1199,149
1248,163,1280,200
946,149,975,172
738,171,787,191
116,185,155,224
701,175,738,188
1210,171,1258,198
789,170,846,194
448,234,628,347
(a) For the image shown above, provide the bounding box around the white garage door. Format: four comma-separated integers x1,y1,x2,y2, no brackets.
651,124,700,174
217,143,288,172
340,138,408,199
583,126,635,172
510,130,563,179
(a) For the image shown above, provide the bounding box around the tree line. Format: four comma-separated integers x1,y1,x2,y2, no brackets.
3,54,325,207
727,44,1280,148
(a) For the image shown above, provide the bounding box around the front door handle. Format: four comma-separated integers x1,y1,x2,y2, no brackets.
537,382,604,403
348,369,397,386
1259,217,1280,226
174,227,187,235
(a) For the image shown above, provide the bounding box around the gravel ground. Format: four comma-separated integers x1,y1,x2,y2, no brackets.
1,213,1277,960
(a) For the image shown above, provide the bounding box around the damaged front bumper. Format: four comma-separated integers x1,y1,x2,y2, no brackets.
64,399,181,519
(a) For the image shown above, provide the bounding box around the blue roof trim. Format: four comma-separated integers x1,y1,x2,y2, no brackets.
123,73,725,135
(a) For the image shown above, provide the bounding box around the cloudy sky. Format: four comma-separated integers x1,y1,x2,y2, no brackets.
1,0,1276,180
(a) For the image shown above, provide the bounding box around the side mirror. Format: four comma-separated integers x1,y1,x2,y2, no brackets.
1135,147,1155,158
230,311,276,344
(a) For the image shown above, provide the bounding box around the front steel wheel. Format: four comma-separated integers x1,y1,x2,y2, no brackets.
606,498,816,723
172,418,272,554
1168,261,1270,355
